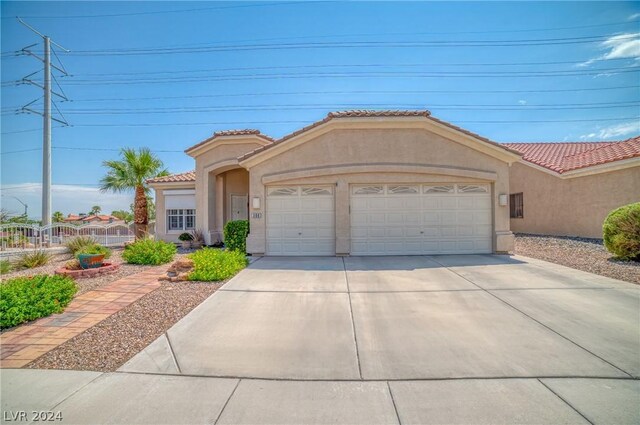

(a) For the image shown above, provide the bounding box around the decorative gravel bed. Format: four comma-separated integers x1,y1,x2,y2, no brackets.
514,234,640,285
1,249,188,295
27,279,223,372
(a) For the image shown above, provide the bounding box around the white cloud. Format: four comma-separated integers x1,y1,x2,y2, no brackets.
578,32,640,66
0,184,132,219
628,13,640,20
579,121,640,140
517,100,527,105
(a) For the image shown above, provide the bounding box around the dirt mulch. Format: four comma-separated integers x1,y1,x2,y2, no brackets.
514,234,640,285
27,279,222,372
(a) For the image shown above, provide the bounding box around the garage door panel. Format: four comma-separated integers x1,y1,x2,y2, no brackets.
267,186,335,256
351,183,492,255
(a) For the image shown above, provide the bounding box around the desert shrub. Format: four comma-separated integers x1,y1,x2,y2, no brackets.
603,202,640,261
65,259,82,270
0,260,11,275
122,238,176,265
14,250,51,269
178,232,193,241
65,235,97,255
0,274,77,329
76,244,112,259
188,248,247,282
224,220,249,253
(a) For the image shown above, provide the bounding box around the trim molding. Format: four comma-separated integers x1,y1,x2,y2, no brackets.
261,163,498,184
186,135,272,158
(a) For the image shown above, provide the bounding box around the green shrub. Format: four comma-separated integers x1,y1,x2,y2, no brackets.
15,250,51,269
0,260,11,275
178,232,193,241
65,235,97,255
122,238,177,265
188,248,247,282
224,220,249,253
0,274,77,329
603,202,640,261
76,244,112,259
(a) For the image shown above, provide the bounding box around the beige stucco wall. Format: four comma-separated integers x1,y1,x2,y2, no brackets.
152,184,196,243
244,128,514,255
509,162,640,239
193,140,266,243
222,168,250,222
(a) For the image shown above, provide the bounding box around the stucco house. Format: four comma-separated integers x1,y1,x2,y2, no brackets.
148,110,639,256
506,137,640,239
63,214,123,225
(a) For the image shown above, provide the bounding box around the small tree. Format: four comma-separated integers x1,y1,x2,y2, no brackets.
111,209,133,223
89,205,102,215
52,211,64,223
100,148,168,238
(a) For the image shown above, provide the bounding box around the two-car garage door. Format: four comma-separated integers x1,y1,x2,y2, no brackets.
266,183,492,256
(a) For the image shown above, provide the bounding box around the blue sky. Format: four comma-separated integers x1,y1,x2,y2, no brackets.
1,1,639,218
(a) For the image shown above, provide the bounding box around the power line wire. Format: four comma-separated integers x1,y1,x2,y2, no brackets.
1,2,310,19
46,33,638,57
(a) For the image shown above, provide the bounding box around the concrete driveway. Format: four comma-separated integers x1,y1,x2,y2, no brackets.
3,254,639,424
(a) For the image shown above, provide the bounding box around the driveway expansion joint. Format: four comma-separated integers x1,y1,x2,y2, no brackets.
164,332,183,374
537,378,595,425
342,257,363,380
386,381,403,425
213,378,241,425
427,256,635,379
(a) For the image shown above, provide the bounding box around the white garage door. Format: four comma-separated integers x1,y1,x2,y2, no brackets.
351,184,492,255
266,186,335,256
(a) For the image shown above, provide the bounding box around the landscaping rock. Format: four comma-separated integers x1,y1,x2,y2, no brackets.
159,258,194,282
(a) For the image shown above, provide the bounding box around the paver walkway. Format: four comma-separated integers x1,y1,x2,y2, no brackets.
0,268,166,368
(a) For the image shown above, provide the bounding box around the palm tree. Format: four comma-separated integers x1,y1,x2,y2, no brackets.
89,205,102,215
52,211,64,223
100,148,168,238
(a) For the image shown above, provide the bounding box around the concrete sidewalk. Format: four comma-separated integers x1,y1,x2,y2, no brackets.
1,369,639,424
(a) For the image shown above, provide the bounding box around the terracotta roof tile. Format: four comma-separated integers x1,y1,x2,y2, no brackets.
147,170,196,184
238,110,518,162
504,136,640,173
185,129,274,154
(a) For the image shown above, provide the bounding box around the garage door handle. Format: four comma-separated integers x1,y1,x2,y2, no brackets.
298,232,302,235
420,231,424,234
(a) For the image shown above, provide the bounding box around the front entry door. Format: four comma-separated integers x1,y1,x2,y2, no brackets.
231,194,248,221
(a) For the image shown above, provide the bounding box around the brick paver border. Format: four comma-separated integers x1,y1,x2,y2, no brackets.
0,268,167,368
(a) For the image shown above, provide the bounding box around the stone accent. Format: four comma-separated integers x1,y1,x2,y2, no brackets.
55,263,120,279
159,258,194,282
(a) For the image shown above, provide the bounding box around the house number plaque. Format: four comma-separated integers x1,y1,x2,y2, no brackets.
251,212,263,219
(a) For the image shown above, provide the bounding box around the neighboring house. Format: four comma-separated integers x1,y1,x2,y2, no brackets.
505,137,640,239
147,110,639,256
63,214,124,225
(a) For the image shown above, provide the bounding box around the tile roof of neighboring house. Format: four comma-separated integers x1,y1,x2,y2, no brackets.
64,214,122,222
238,110,520,161
504,136,640,173
147,170,196,183
184,129,274,154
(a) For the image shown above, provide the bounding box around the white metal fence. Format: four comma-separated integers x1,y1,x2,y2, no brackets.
0,222,154,252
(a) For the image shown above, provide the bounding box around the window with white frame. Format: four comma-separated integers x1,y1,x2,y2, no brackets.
167,209,195,231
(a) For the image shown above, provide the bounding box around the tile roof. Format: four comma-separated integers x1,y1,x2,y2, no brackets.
238,110,519,161
64,214,122,222
504,136,640,173
147,170,196,184
185,129,274,154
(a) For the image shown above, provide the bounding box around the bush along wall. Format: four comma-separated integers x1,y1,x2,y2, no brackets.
603,202,640,261
224,220,249,253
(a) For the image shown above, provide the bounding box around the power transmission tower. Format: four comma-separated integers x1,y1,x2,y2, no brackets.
15,18,70,225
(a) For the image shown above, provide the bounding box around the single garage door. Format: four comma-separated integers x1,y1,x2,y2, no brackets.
351,183,492,255
266,185,335,255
